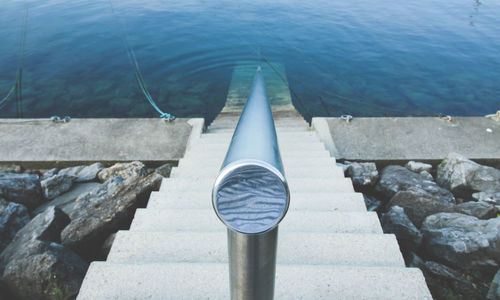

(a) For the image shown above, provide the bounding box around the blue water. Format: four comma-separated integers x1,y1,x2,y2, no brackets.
1,0,499,122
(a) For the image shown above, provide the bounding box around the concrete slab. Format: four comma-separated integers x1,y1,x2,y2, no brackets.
0,118,204,168
314,116,500,164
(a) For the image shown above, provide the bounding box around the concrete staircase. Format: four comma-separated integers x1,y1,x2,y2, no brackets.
77,114,432,299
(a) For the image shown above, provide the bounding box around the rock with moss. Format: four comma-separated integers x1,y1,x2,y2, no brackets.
0,207,88,300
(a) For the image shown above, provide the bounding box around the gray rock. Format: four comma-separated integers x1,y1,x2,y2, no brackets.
41,168,58,181
40,174,74,200
0,207,88,300
58,163,105,183
456,201,497,220
0,165,22,173
437,153,500,198
421,212,500,272
0,173,43,210
406,161,433,173
488,269,500,300
345,161,378,188
419,170,434,181
363,194,382,212
97,161,149,182
376,165,455,203
155,163,173,178
387,188,456,227
0,199,30,253
61,173,162,259
381,206,422,249
409,254,488,300
32,182,102,216
474,191,500,206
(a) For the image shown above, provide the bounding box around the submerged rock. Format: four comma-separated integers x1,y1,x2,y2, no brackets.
387,188,456,227
421,212,500,273
375,165,455,203
40,174,74,200
61,173,162,259
0,199,30,253
0,173,43,210
97,161,149,182
0,207,88,300
344,161,378,188
58,163,105,183
437,153,500,198
406,161,433,173
381,206,422,250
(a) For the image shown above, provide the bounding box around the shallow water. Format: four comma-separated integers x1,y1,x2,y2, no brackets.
0,0,499,122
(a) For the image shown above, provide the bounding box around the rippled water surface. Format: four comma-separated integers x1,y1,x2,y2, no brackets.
0,0,499,121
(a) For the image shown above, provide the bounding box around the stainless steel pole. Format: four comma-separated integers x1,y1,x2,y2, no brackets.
212,67,289,300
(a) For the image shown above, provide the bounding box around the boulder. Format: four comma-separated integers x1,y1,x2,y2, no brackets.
421,213,500,273
155,163,173,178
381,206,422,250
456,201,497,220
0,207,88,300
375,165,455,203
387,188,456,227
409,253,488,300
344,161,378,188
58,163,105,183
97,161,149,182
41,168,58,181
363,195,382,212
40,174,74,200
0,173,43,210
0,199,30,253
474,191,500,206
437,153,500,198
406,161,433,173
419,170,434,181
488,269,500,300
61,173,162,259
32,182,102,216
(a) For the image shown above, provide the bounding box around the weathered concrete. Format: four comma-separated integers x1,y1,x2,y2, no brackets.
313,117,500,164
0,118,203,168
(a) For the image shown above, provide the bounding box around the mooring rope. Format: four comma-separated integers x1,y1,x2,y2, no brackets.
0,5,28,116
108,0,175,121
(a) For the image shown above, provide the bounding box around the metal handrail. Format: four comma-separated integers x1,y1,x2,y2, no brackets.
212,66,290,300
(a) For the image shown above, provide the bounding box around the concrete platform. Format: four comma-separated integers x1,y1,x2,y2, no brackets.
313,116,500,165
0,118,203,168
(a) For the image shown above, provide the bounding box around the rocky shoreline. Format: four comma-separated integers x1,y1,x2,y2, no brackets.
0,161,171,299
339,153,500,300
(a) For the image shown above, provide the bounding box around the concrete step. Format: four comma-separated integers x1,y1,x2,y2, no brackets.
159,178,355,194
187,143,326,154
106,231,404,267
146,191,367,212
78,263,432,299
130,209,382,234
170,165,344,179
208,126,310,133
183,148,332,158
200,131,320,140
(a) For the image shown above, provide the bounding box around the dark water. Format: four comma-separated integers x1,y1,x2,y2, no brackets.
1,0,499,122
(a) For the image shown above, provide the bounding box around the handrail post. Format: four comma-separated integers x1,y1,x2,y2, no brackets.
212,67,289,300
